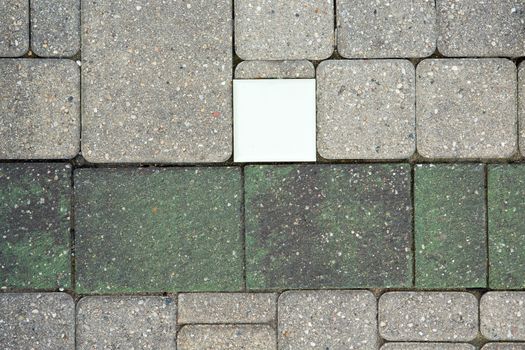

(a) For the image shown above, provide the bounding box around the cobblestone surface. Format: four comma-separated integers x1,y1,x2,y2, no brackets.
235,60,315,79
177,325,276,350
0,0,29,57
481,292,525,341
382,344,475,350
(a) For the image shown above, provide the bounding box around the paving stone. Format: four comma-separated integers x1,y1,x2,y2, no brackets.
317,60,415,160
82,1,232,163
415,164,486,288
483,344,525,350
177,325,275,350
0,0,29,57
520,63,525,156
30,0,80,57
76,296,176,349
235,60,315,79
0,293,74,349
245,164,412,289
379,292,478,342
481,292,525,341
75,167,242,293
382,344,475,350
0,164,71,290
0,59,80,159
337,0,436,58
437,0,525,57
416,59,517,159
278,290,378,350
178,293,276,324
234,0,334,60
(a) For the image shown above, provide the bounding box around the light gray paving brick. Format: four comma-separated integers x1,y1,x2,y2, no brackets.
235,60,315,79
278,290,378,350
76,296,176,349
437,0,525,57
0,0,29,57
416,59,517,159
31,0,80,57
0,59,80,159
178,293,276,324
317,60,415,160
379,292,478,342
0,293,74,349
382,343,476,350
337,0,436,58
234,0,334,60
177,325,276,350
481,292,525,341
82,0,232,163
483,345,525,350
520,63,525,156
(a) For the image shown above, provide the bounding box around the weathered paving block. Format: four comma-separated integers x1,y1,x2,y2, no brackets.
0,293,74,349
379,292,478,342
481,292,525,341
317,60,415,160
483,345,525,350
31,0,80,57
76,296,176,349
235,60,315,79
382,344,475,350
234,0,334,60
75,167,243,293
245,164,412,289
0,164,71,290
337,0,436,58
0,59,80,159
279,290,378,350
416,59,517,159
520,63,525,156
82,0,232,163
0,0,28,57
178,293,276,324
415,164,486,288
177,325,276,350
437,0,525,57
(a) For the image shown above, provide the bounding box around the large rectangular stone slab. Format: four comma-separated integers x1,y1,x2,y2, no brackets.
82,0,232,162
74,167,243,293
245,164,413,289
481,292,525,341
177,325,276,350
0,0,29,57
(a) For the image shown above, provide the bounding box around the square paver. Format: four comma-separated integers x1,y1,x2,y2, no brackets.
234,0,334,60
245,164,412,289
481,292,525,341
337,0,436,58
235,60,315,79
417,59,517,159
317,60,415,160
177,325,276,350
0,164,71,290
383,344,475,350
0,0,29,57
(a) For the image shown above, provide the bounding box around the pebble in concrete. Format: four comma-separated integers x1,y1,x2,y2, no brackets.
337,0,436,58
76,296,176,349
0,0,28,57
317,60,415,160
437,0,525,57
235,60,315,79
383,344,475,350
483,345,525,350
177,325,276,350
520,63,525,156
481,292,525,341
279,290,378,350
0,293,74,349
379,292,478,342
0,59,80,159
235,0,334,60
417,59,517,159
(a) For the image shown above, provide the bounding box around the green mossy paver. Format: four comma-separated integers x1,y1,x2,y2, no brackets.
245,164,413,290
0,164,71,289
415,164,486,288
74,167,242,293
488,165,525,289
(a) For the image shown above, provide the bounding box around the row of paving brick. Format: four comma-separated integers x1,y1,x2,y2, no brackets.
2,291,525,349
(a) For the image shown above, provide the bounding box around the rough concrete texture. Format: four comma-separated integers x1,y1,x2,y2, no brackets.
235,60,315,79
520,63,525,156
0,293,74,349
278,290,378,350
317,60,415,160
178,293,276,324
235,0,334,60
379,292,478,342
417,59,517,159
437,0,525,57
0,59,80,159
82,0,232,163
382,344,475,350
481,292,525,341
483,345,525,350
31,0,80,57
337,0,436,58
0,0,28,57
76,296,176,349
177,325,276,350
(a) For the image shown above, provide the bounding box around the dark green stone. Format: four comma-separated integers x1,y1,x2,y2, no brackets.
0,163,71,290
415,164,486,288
245,164,413,290
75,167,243,293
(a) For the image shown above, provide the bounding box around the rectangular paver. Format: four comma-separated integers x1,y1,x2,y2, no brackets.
0,0,29,57
235,60,315,79
177,325,276,350
483,345,525,350
520,63,525,156
481,292,525,341
383,344,475,350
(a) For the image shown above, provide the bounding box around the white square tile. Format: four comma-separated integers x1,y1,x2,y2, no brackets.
233,79,316,162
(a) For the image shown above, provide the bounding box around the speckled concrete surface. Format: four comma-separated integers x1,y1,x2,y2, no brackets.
382,343,475,350
235,60,315,79
520,63,525,157
483,344,525,350
0,0,29,57
481,292,525,341
177,325,276,350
